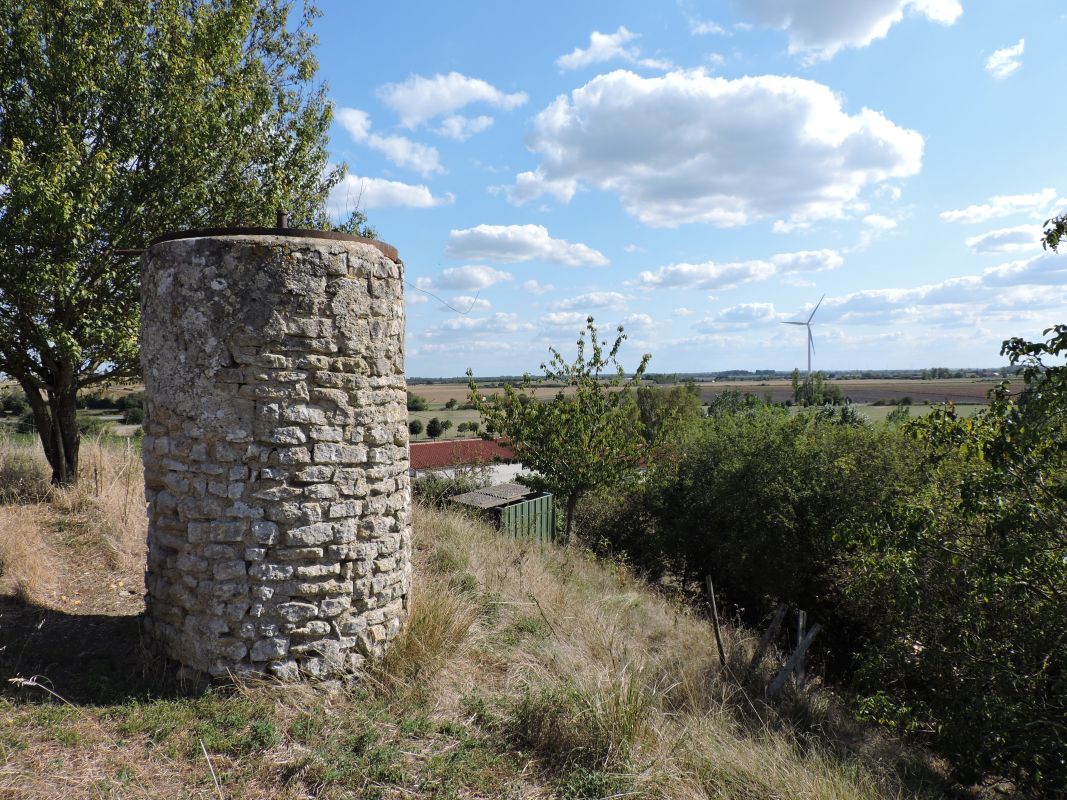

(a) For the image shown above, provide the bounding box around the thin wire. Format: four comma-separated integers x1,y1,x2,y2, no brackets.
404,281,480,315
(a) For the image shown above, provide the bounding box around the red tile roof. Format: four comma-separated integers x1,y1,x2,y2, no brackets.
409,438,515,471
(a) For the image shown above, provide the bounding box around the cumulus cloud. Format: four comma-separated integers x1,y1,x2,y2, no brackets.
435,115,494,141
541,311,590,329
672,307,694,316
446,224,609,266
418,265,513,292
328,174,452,212
636,249,842,290
698,302,783,330
940,188,1056,224
986,39,1025,80
377,72,527,129
734,0,962,63
512,70,922,229
690,18,727,35
522,279,554,295
498,169,578,206
424,312,534,338
863,214,898,230
443,296,491,312
552,291,628,311
810,250,1067,328
556,26,672,71
620,312,654,329
336,108,442,176
965,225,1044,255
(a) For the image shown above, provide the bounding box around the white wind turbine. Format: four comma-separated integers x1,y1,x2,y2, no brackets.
782,295,825,382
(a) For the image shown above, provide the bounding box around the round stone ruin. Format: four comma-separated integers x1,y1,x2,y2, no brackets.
140,226,411,679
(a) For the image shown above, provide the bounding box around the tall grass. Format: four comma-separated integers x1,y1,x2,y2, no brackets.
375,505,946,800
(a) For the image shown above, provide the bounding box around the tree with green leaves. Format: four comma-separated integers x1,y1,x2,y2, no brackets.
426,417,443,440
468,316,650,545
408,419,423,440
0,0,341,484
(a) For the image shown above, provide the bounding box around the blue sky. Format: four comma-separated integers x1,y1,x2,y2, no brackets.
314,1,1067,377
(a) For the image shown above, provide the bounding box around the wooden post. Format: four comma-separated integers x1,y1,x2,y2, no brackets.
767,623,821,699
705,575,727,669
748,603,787,672
796,609,807,687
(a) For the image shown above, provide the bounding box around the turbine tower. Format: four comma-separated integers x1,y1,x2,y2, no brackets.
782,295,824,381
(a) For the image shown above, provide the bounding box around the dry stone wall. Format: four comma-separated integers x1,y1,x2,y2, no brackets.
140,234,410,679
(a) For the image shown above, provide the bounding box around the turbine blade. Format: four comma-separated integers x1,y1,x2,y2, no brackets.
807,294,825,324
782,321,806,325
808,327,815,354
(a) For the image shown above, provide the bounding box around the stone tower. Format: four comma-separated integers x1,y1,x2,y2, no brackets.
140,228,410,679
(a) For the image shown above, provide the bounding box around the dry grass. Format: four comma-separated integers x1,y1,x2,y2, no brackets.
0,505,61,602
0,436,950,799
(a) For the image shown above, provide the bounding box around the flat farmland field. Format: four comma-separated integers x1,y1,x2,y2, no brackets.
693,378,1009,406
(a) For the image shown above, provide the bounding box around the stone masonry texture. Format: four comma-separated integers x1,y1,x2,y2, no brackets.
140,234,410,679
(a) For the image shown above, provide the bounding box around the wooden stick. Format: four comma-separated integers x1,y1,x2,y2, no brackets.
796,609,807,687
748,603,788,672
767,623,822,699
705,575,727,669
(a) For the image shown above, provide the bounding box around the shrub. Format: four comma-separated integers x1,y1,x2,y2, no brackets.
412,468,491,509
406,392,428,411
122,407,145,425
0,391,29,416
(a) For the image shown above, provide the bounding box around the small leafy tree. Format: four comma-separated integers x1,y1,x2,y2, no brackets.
408,419,423,440
444,398,458,409
426,417,443,440
406,392,428,411
0,0,340,484
468,316,650,544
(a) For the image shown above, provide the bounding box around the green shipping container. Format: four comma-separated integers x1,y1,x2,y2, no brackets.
450,483,556,543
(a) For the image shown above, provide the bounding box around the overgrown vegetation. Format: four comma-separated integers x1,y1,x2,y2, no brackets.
577,327,1067,795
0,439,950,799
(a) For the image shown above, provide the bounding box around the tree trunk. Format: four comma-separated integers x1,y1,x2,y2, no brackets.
20,378,80,486
564,492,580,546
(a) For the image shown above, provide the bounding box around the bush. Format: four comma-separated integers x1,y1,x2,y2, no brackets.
122,406,145,424
406,392,428,411
0,391,29,416
581,405,921,673
115,391,144,411
412,469,491,508
82,393,119,410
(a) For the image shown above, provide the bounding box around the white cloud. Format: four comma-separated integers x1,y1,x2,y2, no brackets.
809,250,1067,327
620,312,654,329
425,312,534,338
420,265,513,292
446,224,609,266
672,307,694,316
541,311,590,329
553,291,628,311
623,244,643,253
965,225,1044,255
690,19,727,35
498,169,578,206
556,26,672,71
986,39,1025,80
940,188,1056,224
734,0,962,63
443,296,491,312
328,174,452,212
514,70,923,229
336,108,442,176
435,114,494,141
406,293,429,305
522,279,554,295
863,214,898,230
377,72,527,128
636,249,841,290
698,302,783,330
